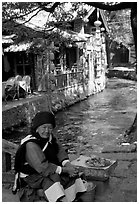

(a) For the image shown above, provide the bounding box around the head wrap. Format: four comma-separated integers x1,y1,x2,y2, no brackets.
31,111,56,132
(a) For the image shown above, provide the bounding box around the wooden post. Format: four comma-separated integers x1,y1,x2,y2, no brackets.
2,139,18,183
2,139,18,172
2,151,11,172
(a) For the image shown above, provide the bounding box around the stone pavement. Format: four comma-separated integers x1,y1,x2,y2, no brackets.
93,145,137,202
2,188,19,202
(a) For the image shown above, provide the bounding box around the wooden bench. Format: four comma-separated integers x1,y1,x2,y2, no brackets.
2,139,46,201
2,139,18,183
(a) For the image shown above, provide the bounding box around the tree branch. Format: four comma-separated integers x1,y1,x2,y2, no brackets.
84,2,132,11
3,6,40,22
37,2,61,13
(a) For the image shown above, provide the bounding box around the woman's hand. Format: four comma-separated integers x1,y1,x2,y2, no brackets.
62,162,79,177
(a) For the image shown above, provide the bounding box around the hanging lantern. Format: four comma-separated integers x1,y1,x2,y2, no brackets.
50,52,54,60
101,27,105,32
84,18,89,23
94,20,102,27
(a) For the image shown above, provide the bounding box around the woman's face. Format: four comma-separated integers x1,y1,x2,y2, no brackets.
36,123,53,139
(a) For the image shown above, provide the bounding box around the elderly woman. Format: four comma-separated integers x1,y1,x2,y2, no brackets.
13,111,87,202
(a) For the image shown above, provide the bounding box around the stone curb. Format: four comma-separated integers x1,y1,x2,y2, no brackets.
102,144,136,153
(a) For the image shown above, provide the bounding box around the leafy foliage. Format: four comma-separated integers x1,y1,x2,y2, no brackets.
2,2,136,50
50,2,88,22
2,2,89,51
2,2,39,21
106,9,133,46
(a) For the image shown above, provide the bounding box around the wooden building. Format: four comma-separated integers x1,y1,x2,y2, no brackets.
3,8,109,96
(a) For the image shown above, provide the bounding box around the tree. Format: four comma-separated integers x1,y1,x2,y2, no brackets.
2,2,137,142
3,3,90,52
84,2,137,53
2,2,137,56
106,9,133,47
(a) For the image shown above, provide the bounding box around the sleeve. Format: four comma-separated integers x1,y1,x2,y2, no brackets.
25,142,58,177
56,139,69,165
55,166,62,174
62,160,70,166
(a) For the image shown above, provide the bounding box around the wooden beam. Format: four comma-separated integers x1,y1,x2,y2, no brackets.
2,139,18,155
2,152,11,172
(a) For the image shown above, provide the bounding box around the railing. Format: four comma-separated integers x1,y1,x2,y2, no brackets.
2,139,18,183
55,71,84,90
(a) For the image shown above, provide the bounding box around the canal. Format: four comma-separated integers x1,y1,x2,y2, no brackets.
3,78,137,155
2,78,137,202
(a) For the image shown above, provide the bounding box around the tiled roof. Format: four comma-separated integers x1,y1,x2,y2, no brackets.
4,29,89,53
4,42,32,52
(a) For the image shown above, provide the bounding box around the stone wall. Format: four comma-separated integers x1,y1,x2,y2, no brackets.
52,83,88,112
107,68,136,81
2,80,106,130
2,95,50,130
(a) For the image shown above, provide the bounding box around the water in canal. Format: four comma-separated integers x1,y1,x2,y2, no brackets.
3,78,137,156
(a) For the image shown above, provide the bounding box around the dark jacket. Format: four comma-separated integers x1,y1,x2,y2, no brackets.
14,135,69,177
